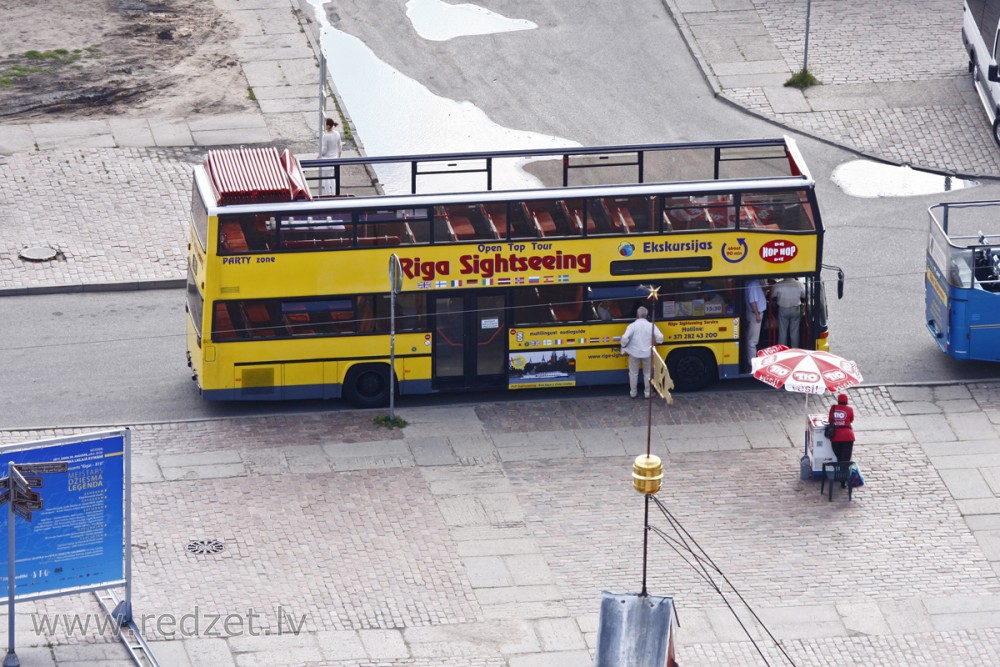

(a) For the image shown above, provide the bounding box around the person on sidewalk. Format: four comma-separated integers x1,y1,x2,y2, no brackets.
744,278,767,365
319,117,342,196
620,306,664,399
772,276,805,348
829,393,856,487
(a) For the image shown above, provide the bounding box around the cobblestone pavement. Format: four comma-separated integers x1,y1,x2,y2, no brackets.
669,0,1000,177
2,385,1000,665
0,148,198,292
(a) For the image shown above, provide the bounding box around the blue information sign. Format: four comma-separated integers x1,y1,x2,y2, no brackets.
0,430,127,602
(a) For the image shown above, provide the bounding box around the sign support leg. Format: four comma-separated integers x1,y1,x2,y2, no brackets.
4,463,19,667
112,429,133,626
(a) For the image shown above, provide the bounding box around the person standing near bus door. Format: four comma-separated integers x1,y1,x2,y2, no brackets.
596,301,613,321
828,393,856,487
620,306,664,399
772,276,805,348
744,278,767,365
319,117,342,196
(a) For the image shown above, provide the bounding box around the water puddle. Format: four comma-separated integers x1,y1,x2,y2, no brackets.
831,160,977,198
305,0,575,194
405,0,536,41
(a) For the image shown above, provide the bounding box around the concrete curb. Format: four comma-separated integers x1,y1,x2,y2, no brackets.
0,278,185,298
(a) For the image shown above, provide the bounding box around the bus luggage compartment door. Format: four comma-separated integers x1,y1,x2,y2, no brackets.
236,364,281,399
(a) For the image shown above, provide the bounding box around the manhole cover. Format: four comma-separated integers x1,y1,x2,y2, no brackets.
19,246,58,262
186,539,224,555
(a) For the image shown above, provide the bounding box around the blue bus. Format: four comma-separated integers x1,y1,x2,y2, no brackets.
926,200,1000,361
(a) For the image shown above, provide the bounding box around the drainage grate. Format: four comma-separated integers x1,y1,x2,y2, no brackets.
186,539,225,555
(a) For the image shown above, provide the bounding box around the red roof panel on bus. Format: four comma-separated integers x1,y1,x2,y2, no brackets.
205,147,312,206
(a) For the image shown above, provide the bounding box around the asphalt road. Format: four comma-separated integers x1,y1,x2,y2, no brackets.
0,274,997,430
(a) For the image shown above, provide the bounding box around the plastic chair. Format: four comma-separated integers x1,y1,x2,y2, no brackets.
821,461,853,501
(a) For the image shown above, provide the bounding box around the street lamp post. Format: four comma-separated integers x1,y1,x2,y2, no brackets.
802,0,813,73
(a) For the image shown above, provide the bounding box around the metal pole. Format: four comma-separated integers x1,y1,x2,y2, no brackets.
388,254,400,421
118,429,133,625
390,289,396,421
645,294,657,456
318,55,327,156
803,0,813,73
641,494,650,597
5,463,19,667
641,286,657,598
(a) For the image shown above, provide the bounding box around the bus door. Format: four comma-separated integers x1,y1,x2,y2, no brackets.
432,293,508,389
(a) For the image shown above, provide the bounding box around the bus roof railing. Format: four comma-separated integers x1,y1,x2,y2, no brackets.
207,175,816,217
297,136,810,196
299,137,799,170
930,200,1000,243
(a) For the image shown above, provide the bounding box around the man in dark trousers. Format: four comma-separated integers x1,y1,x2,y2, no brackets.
828,393,856,487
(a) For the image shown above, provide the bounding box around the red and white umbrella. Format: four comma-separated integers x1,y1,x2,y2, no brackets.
751,345,863,397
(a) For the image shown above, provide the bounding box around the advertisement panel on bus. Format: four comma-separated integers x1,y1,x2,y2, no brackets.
209,232,819,298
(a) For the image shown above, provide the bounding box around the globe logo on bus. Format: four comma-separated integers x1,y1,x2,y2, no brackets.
618,241,635,257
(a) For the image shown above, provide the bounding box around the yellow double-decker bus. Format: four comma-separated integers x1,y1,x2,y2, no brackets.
185,139,837,406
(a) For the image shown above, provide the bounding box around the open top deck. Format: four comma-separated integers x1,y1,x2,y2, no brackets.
205,137,812,206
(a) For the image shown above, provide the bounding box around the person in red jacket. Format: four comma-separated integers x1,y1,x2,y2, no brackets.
828,393,856,486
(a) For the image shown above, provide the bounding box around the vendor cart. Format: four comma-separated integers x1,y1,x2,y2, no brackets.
805,414,837,477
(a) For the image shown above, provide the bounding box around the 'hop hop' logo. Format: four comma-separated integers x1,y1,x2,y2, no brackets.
618,241,635,257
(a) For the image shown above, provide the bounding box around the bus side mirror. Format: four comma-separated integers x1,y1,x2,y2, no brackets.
990,63,1000,82
837,269,845,299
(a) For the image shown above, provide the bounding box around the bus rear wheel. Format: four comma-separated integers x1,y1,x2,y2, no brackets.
343,364,392,408
667,349,717,392
993,116,1000,148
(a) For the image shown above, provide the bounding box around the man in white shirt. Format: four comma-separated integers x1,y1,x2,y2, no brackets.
620,306,664,399
772,276,805,348
745,279,767,365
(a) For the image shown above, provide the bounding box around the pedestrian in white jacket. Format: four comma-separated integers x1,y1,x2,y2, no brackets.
620,306,664,399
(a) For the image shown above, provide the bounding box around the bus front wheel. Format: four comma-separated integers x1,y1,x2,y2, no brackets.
343,364,392,408
667,349,717,392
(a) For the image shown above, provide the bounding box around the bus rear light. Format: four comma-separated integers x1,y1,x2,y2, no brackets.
817,330,829,339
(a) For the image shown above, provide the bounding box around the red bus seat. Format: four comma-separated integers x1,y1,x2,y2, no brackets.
608,203,635,233
481,204,509,238
560,201,592,235
221,221,249,252
284,312,316,336
532,210,558,236
448,212,477,240
214,303,237,339
358,299,375,332
327,309,355,333
240,303,276,338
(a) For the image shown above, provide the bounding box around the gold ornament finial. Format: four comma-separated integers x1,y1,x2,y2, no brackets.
645,285,660,301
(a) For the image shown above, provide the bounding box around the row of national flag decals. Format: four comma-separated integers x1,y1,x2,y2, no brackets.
416,275,572,289
516,335,621,347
